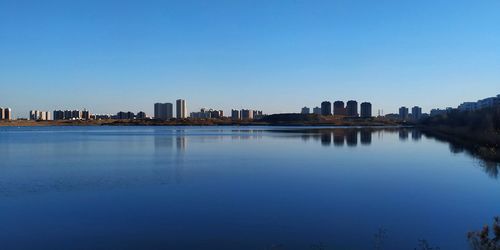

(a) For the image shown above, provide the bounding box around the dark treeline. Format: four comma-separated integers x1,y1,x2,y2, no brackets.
419,106,500,148
421,106,500,131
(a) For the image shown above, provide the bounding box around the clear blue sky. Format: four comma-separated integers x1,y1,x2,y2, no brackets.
1,0,499,117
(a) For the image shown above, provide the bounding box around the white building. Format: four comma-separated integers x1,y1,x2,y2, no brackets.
190,108,211,119
176,99,187,119
301,107,310,114
30,110,51,120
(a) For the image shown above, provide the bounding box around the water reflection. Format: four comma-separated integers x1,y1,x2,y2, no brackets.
412,130,422,141
321,133,331,146
176,136,187,152
153,134,188,184
269,128,366,147
154,136,173,150
333,133,345,146
421,130,500,179
399,130,409,140
346,130,358,147
1,126,500,250
267,127,500,178
360,130,372,145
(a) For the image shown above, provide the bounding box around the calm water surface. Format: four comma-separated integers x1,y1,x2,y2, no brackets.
0,126,499,249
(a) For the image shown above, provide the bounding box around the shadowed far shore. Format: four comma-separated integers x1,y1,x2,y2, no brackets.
417,106,500,163
0,114,402,127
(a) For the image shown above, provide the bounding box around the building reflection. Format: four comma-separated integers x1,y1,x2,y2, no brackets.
399,130,409,140
360,130,372,145
176,136,187,152
229,129,264,140
333,133,345,147
267,128,432,148
321,133,332,146
346,130,358,147
154,136,173,150
153,134,188,184
151,127,500,180
272,128,369,147
412,130,422,141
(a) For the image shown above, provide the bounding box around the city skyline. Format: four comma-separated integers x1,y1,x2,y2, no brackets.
1,1,500,116
3,91,500,120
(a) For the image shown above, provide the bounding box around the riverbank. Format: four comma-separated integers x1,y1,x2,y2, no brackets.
0,117,402,127
418,106,500,149
419,125,500,162
419,126,499,147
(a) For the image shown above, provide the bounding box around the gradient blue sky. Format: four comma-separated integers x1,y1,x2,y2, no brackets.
1,0,499,117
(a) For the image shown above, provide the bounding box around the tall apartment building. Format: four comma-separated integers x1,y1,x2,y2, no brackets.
253,110,263,119
346,100,358,117
176,99,187,119
360,102,372,118
231,109,240,120
30,110,50,120
399,107,409,120
411,106,422,120
241,109,253,120
313,107,322,115
4,108,12,120
41,111,49,120
82,110,91,120
333,101,346,116
321,101,332,116
53,110,64,120
71,110,82,120
154,103,173,120
0,107,4,120
210,110,223,118
64,110,72,119
53,109,90,120
29,110,39,120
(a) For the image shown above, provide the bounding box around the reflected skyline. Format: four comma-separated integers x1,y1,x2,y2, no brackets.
58,126,497,181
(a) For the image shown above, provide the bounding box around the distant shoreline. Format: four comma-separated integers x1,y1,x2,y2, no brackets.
0,118,403,127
